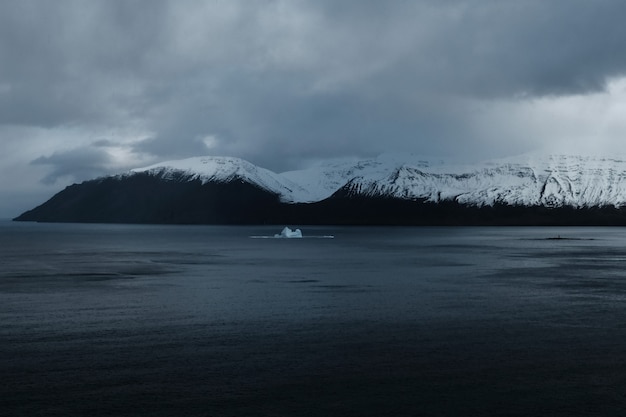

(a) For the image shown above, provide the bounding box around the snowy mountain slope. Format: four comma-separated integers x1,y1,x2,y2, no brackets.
279,153,446,202
344,154,626,208
130,153,626,208
131,156,311,202
280,158,394,202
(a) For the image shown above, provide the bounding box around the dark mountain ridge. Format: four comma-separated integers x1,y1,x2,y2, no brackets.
14,170,626,225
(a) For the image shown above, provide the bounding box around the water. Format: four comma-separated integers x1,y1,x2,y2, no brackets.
2,221,626,416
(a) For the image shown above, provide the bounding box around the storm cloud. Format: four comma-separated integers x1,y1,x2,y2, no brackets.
2,0,626,216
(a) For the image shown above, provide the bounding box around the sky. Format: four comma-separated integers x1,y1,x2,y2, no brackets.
3,0,626,217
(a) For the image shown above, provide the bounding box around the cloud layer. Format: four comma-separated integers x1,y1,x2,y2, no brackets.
2,0,626,216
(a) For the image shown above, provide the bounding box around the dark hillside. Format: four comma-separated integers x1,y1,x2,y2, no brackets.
14,173,626,225
14,173,283,224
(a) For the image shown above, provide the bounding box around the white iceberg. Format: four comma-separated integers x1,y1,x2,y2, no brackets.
274,227,303,238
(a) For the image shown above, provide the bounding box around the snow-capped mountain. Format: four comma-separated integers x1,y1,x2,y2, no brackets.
131,153,626,208
132,156,311,201
16,152,626,225
341,153,626,208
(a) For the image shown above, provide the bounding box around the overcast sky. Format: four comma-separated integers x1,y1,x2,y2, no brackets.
3,0,626,217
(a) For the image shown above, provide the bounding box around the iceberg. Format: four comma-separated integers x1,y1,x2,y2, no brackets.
274,227,303,238
250,227,333,239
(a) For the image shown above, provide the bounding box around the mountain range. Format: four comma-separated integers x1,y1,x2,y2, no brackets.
15,153,626,225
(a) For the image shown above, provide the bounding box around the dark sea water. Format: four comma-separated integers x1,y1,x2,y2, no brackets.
2,221,626,416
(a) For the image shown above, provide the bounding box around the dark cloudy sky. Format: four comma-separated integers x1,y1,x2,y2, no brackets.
3,0,626,217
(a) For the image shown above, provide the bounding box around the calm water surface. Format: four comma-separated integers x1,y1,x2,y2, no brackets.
2,221,626,416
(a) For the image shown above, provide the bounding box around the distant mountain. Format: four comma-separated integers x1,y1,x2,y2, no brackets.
335,153,626,207
14,154,626,225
